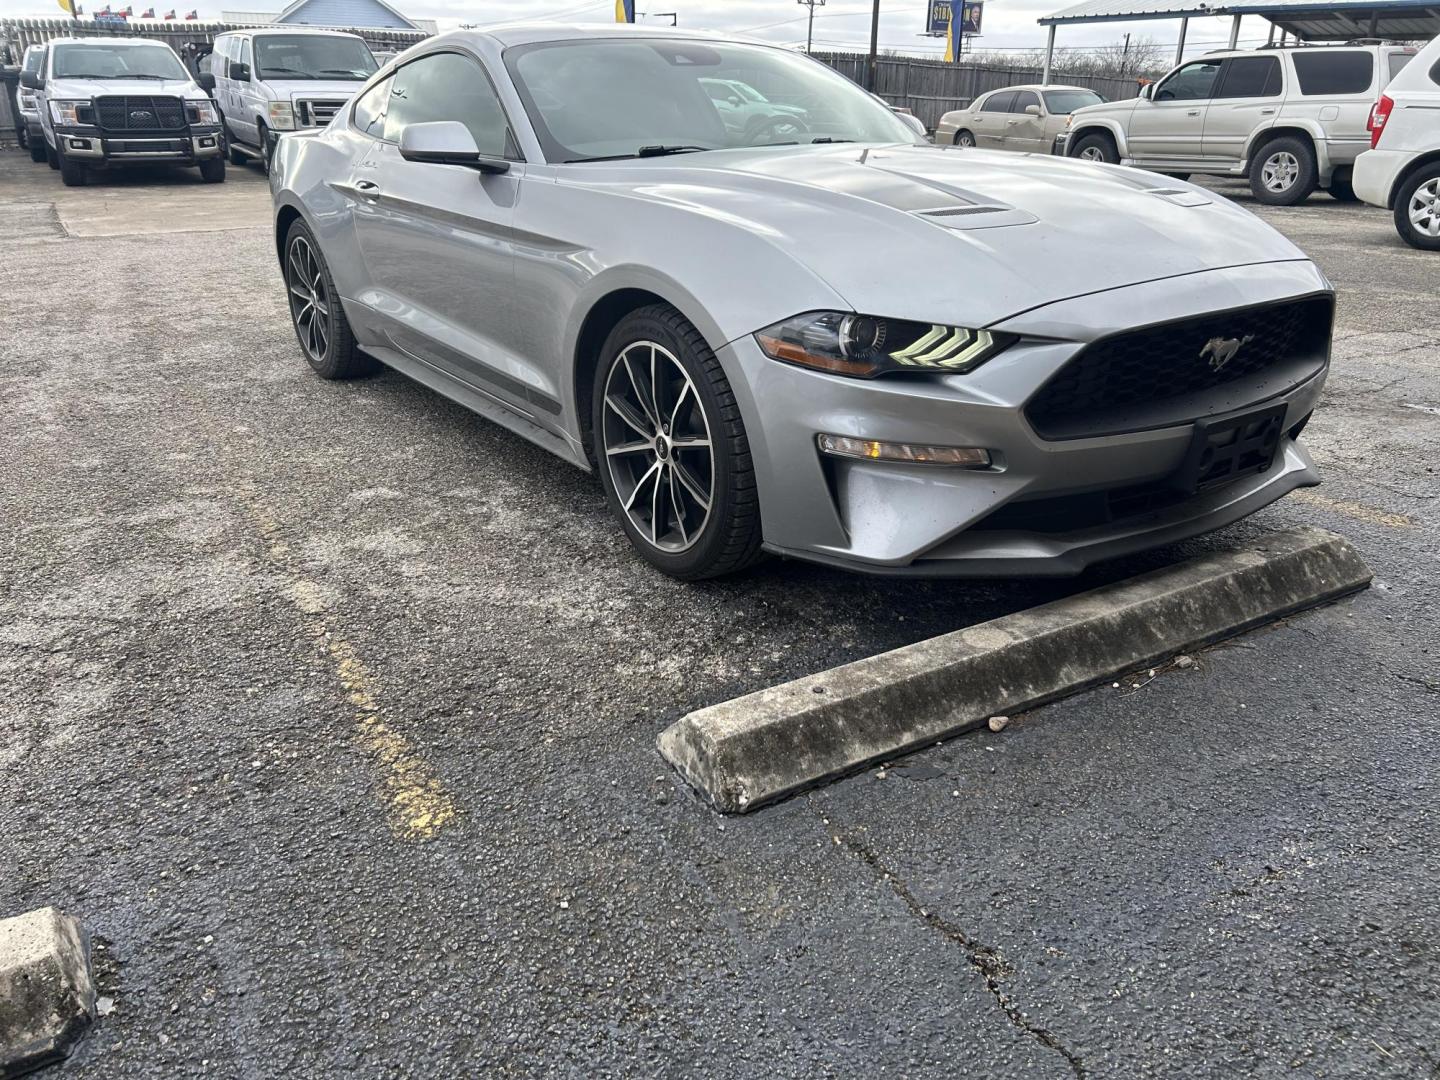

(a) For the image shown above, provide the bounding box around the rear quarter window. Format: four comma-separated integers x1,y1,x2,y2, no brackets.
1291,50,1374,95
1388,52,1413,81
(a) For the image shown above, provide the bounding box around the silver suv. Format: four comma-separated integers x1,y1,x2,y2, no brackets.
209,28,378,171
1059,44,1416,204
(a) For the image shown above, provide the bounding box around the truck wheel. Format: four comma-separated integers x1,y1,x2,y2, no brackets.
199,155,226,183
1249,137,1316,205
30,137,47,163
58,148,88,187
1393,163,1440,251
1071,132,1118,164
46,141,60,170
257,121,271,174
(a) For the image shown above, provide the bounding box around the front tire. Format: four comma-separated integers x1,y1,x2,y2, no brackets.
46,140,60,170
257,120,271,174
199,155,226,183
283,220,376,379
592,305,763,580
29,137,47,163
1393,164,1440,251
1249,137,1316,205
58,147,88,187
1071,132,1118,164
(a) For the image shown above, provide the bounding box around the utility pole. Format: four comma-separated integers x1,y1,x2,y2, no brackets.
796,0,824,56
865,0,880,91
1120,32,1130,76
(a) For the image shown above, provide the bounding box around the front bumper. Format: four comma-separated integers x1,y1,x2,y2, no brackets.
1353,147,1409,209
723,259,1331,577
51,124,223,164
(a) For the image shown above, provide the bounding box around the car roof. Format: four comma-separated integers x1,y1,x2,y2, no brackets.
221,26,366,37
980,84,1092,95
46,36,174,47
440,22,742,48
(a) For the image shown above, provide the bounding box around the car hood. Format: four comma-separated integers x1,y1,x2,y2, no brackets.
267,78,367,101
574,143,1307,326
46,77,205,100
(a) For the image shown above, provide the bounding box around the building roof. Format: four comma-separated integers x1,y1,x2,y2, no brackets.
1040,0,1440,38
273,0,420,30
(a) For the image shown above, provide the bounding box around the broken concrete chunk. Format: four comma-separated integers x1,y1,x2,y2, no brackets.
0,907,96,1078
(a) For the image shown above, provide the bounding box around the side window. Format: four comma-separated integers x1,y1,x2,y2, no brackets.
352,74,392,137
383,52,511,158
1387,52,1413,83
239,38,253,74
1215,56,1281,99
1156,60,1221,101
982,91,1015,114
1291,51,1374,96
1010,90,1041,113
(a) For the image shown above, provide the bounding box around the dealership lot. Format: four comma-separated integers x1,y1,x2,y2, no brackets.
1,150,1437,1076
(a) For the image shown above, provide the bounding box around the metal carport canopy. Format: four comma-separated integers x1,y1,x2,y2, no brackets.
1036,0,1440,83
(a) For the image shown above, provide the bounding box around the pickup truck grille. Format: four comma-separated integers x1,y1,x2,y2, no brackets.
95,95,186,133
1024,295,1333,440
297,99,346,127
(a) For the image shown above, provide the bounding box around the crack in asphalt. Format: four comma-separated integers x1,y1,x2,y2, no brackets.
824,818,1086,1079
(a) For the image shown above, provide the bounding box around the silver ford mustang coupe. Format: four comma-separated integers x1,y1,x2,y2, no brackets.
270,23,1333,580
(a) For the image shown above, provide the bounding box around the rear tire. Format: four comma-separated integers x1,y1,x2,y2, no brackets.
283,219,377,379
1249,136,1316,205
199,155,226,183
591,305,764,580
1327,169,1359,202
1071,132,1118,164
1393,163,1440,251
1162,172,1191,181
58,148,88,187
954,129,975,148
29,138,46,163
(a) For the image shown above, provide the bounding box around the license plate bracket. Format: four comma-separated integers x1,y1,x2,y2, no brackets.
1174,403,1287,494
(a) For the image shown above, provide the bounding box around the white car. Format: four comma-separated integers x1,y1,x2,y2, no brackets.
1354,34,1440,249
210,27,378,171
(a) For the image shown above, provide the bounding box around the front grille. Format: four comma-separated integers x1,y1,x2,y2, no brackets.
94,95,186,134
108,139,188,154
297,99,346,127
1025,295,1333,440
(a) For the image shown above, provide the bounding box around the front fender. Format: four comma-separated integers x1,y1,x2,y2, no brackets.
1070,117,1131,158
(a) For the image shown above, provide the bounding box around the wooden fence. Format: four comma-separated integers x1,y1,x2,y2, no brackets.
812,50,1141,130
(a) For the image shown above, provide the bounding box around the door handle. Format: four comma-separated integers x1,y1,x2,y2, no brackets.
1186,109,1201,116
1260,108,1275,115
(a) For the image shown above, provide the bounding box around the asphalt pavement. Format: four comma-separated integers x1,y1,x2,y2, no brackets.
0,152,1436,1078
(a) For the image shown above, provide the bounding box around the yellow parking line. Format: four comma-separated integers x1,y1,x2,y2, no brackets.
251,508,460,841
1291,490,1414,529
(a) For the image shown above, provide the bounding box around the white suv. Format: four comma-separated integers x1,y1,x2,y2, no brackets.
1354,34,1440,249
1060,44,1416,205
209,28,378,171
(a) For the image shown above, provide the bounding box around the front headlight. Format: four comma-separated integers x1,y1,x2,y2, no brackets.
755,311,1014,379
267,101,295,131
49,99,91,126
187,99,219,125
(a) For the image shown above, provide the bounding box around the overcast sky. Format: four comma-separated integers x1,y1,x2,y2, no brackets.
0,0,1274,63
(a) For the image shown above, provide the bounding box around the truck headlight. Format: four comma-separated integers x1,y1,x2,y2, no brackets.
187,99,219,125
267,101,295,131
756,312,1014,379
49,99,91,126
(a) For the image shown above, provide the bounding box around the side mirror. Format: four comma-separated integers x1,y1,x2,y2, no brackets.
727,95,741,105
197,72,216,92
1140,83,1155,101
20,71,41,90
399,120,510,174
1024,104,1041,116
229,61,250,81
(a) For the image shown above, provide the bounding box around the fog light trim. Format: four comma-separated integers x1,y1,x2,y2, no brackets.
817,434,991,467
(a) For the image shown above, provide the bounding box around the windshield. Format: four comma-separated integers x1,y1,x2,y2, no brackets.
506,38,917,163
52,42,188,80
1042,89,1103,113
255,34,377,80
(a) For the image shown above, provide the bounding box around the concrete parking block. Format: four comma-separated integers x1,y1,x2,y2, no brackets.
659,526,1373,813
0,908,95,1078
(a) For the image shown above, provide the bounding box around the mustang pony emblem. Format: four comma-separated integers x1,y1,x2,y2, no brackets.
1199,334,1255,371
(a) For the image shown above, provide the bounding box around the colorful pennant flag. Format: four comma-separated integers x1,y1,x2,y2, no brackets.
163,7,175,16
945,6,961,62
141,6,155,15
614,0,635,22
184,7,196,16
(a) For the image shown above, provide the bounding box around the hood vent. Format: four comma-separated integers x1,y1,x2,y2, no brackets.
921,205,1008,217
911,203,1038,231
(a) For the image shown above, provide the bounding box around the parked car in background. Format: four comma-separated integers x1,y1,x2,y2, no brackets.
22,37,225,186
1355,33,1440,249
936,84,1102,152
700,76,808,139
272,24,1332,581
210,27,378,171
1061,44,1416,204
17,44,46,162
